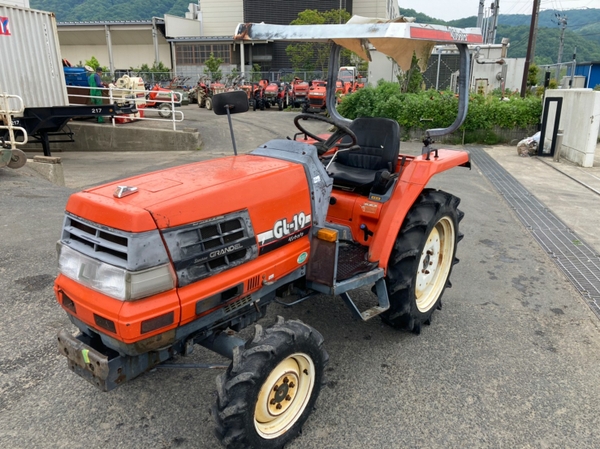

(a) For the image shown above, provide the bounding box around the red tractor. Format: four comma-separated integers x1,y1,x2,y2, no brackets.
303,79,327,114
204,79,227,110
263,81,292,111
290,77,309,108
251,79,270,110
55,18,481,449
146,84,182,118
237,77,254,106
192,76,211,108
337,66,365,96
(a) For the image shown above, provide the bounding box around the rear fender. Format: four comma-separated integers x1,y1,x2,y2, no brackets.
369,149,470,272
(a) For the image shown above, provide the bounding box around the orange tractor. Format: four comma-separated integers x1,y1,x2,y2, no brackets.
290,77,309,107
303,79,327,114
55,18,481,449
263,81,292,111
338,66,365,91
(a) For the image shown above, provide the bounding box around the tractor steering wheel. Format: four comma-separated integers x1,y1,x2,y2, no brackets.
293,113,357,155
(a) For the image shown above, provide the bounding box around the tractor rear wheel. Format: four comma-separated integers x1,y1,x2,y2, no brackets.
205,97,213,110
213,318,328,449
381,189,463,334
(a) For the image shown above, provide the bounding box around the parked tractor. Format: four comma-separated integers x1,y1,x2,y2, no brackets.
251,79,269,111
290,77,309,108
146,83,182,118
263,81,291,111
55,17,481,449
303,79,327,114
204,79,227,111
191,76,210,108
338,66,365,93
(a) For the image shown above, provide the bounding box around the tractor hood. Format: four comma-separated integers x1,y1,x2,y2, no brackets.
65,155,310,233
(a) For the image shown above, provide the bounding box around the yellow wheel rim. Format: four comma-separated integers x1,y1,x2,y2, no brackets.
254,353,315,439
415,216,455,313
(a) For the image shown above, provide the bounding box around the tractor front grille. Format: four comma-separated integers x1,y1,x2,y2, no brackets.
61,213,169,271
162,210,258,287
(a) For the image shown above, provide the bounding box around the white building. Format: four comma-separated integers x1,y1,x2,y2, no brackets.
55,0,399,78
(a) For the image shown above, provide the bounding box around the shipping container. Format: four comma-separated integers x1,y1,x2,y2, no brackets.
0,4,68,116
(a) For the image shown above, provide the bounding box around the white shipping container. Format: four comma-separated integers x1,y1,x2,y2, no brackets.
0,4,68,115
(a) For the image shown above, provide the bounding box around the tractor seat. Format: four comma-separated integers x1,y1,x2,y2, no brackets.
327,117,400,192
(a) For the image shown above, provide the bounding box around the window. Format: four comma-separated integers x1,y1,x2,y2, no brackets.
176,43,231,65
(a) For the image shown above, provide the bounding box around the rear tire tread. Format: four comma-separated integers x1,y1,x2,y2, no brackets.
381,189,462,333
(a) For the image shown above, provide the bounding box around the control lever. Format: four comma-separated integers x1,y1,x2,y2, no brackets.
360,224,373,242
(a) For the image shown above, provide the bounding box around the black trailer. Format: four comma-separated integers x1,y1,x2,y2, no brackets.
3,103,137,157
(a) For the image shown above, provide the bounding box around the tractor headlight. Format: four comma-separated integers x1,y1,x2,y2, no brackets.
57,243,175,301
311,92,325,96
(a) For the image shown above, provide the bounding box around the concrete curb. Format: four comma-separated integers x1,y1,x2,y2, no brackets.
22,121,203,153
26,156,65,186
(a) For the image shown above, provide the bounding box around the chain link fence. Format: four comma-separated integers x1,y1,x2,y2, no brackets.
105,69,369,87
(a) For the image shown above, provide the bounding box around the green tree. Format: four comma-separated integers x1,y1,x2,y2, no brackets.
397,53,423,93
85,56,101,70
527,63,539,88
251,63,262,82
204,53,224,82
131,61,172,83
285,9,353,73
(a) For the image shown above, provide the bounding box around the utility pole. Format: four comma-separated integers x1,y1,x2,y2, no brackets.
477,1,485,29
529,0,541,65
520,0,541,97
487,1,500,44
569,47,577,88
491,0,500,44
555,14,568,82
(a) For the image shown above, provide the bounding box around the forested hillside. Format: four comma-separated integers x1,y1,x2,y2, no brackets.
31,1,600,64
400,8,600,64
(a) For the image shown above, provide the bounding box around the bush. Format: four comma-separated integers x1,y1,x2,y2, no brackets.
337,83,543,142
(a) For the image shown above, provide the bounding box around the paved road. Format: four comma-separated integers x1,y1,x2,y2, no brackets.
2,107,600,448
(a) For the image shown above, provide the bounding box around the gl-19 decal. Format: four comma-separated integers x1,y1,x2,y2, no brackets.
258,212,312,255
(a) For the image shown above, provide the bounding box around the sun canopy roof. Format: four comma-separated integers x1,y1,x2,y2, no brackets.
234,16,483,71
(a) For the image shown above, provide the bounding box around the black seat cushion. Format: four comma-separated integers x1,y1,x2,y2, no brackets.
328,117,400,190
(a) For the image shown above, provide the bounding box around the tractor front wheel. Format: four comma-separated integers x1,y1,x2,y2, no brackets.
205,97,213,110
213,318,328,449
158,103,172,118
7,149,27,169
381,189,463,334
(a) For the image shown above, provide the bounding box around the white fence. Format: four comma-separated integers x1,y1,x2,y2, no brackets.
67,85,184,131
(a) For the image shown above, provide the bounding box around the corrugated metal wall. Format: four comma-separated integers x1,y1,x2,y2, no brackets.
0,5,68,113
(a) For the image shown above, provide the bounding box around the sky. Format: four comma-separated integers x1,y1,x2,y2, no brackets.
397,0,598,21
